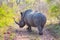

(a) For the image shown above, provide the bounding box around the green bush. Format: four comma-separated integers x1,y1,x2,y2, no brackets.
46,0,52,4
0,3,14,27
25,0,35,4
48,4,60,18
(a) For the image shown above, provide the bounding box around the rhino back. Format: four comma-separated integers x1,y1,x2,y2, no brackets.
32,13,46,26
24,12,34,26
24,11,46,26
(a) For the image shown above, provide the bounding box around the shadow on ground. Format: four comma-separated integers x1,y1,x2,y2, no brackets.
46,23,60,40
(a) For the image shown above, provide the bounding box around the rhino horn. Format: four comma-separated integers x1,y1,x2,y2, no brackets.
13,17,19,25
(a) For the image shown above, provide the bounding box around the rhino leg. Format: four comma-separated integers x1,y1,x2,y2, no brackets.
37,25,44,35
27,24,32,32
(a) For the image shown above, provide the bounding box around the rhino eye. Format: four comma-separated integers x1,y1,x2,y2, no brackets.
20,21,23,24
21,22,23,24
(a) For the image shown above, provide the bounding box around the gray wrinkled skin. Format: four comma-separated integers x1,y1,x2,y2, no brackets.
15,9,46,35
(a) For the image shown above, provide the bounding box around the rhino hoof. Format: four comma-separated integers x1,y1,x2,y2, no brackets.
39,32,43,35
27,30,32,32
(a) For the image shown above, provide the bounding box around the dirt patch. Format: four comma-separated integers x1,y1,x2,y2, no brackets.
13,27,55,40
3,26,56,40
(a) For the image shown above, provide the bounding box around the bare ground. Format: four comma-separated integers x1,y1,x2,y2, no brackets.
13,26,55,40
3,25,56,40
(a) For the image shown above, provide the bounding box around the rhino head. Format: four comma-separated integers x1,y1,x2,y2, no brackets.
14,12,25,28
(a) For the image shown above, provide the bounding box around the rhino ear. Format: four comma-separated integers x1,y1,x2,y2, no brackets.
20,12,23,16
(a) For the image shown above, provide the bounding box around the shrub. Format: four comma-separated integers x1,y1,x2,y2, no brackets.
0,3,14,27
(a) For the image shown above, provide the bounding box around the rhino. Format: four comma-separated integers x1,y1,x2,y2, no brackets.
14,9,46,35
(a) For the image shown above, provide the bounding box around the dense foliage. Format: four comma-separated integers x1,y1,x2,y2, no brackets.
46,0,60,19
48,4,60,19
0,3,14,27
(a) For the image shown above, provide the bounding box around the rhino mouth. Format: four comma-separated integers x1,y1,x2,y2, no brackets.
19,24,25,28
